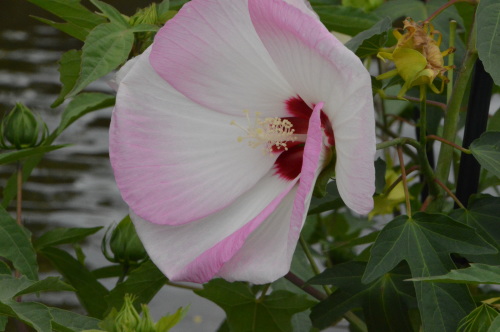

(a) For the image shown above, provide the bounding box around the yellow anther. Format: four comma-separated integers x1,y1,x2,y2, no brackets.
231,111,296,154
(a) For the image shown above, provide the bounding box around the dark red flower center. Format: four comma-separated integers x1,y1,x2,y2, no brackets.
273,96,335,181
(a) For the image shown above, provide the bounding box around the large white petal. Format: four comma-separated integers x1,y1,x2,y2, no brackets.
110,48,280,225
131,171,296,283
249,0,376,214
149,0,294,117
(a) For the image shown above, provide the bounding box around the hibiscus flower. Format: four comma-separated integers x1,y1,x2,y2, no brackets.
109,0,375,284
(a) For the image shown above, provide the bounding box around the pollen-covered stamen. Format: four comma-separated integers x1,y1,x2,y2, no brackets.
230,110,297,153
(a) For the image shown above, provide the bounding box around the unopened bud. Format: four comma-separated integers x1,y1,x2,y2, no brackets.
103,215,148,265
1,103,47,149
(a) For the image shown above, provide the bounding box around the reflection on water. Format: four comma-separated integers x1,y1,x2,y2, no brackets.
0,1,224,331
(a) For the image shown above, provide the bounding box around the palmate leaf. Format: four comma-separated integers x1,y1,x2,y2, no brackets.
476,0,500,85
0,300,52,332
470,131,500,179
362,212,497,332
309,262,416,331
196,279,316,332
411,263,500,284
0,206,38,281
457,303,500,332
450,195,500,264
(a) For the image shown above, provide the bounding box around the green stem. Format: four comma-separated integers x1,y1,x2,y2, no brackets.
299,236,331,295
397,146,412,216
419,86,427,147
435,22,478,189
447,20,457,103
258,284,271,302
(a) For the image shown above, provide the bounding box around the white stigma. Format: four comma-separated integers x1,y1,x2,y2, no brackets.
231,110,296,154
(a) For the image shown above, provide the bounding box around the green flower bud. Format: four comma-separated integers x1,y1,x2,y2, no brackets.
114,295,141,332
1,103,47,149
103,215,148,265
136,305,156,332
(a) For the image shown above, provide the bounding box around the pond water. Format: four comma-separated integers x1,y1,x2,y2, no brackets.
0,1,225,331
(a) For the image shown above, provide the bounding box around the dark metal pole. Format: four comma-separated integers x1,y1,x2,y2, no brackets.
455,60,493,207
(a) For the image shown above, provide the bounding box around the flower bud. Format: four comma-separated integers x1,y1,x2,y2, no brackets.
114,295,141,332
136,305,156,332
1,103,47,149
103,215,148,265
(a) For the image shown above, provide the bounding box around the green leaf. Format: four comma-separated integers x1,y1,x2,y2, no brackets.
411,263,500,284
345,16,392,57
89,0,130,27
105,260,166,313
0,145,67,166
487,108,500,132
32,16,88,41
68,23,134,97
27,0,105,30
40,247,109,318
52,50,82,107
196,280,316,332
34,226,102,250
363,213,496,332
0,206,38,280
0,275,73,300
476,0,500,85
55,92,115,136
49,307,100,332
450,195,500,264
312,5,380,36
0,300,52,332
309,262,415,330
470,131,500,178
457,303,499,332
488,315,500,332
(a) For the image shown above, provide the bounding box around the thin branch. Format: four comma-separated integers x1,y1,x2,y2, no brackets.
424,0,477,24
427,134,472,154
383,94,447,111
434,178,466,209
384,165,420,197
